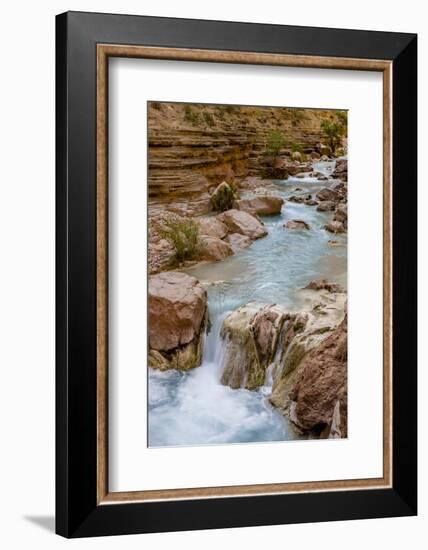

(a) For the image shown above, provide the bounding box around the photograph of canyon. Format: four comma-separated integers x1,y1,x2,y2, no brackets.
147,101,348,447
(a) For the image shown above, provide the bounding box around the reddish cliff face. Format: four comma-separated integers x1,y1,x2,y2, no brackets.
148,102,346,215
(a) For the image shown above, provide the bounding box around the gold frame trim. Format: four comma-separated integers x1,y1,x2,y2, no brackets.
96,44,393,505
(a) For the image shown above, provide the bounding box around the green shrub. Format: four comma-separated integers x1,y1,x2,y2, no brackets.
156,215,202,263
335,110,348,129
291,142,304,153
321,112,347,153
263,129,288,158
210,182,237,212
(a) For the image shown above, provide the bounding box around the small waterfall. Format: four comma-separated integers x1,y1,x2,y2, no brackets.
201,308,231,376
262,317,293,389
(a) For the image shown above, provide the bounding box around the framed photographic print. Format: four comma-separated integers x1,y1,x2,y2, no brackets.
56,11,417,538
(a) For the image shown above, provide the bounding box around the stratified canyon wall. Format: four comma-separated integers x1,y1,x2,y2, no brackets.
148,102,343,216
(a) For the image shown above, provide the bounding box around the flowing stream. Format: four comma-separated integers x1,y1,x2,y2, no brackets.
148,160,347,447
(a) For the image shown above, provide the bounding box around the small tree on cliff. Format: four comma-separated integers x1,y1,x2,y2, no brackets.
263,129,287,159
321,112,347,154
156,215,202,263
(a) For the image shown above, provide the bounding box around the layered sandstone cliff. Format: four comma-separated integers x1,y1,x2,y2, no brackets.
148,102,345,215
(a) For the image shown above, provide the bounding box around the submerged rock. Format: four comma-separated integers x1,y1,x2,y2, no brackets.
316,200,336,212
148,271,207,370
316,187,339,202
304,279,344,293
304,198,319,206
327,240,343,247
284,219,311,230
288,194,309,204
288,195,304,203
325,220,346,234
218,209,268,239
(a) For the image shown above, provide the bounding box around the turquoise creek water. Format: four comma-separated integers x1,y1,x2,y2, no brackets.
148,160,347,447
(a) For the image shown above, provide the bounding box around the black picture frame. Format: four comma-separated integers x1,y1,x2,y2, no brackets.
56,11,417,538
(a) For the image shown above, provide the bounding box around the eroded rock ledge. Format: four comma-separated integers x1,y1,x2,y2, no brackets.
220,288,347,437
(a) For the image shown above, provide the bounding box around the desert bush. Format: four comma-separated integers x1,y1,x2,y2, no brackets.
263,129,288,158
210,182,237,212
150,101,162,110
156,215,202,263
321,112,347,153
335,110,348,129
291,142,304,153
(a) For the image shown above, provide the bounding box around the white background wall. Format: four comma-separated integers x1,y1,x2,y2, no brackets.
0,0,424,547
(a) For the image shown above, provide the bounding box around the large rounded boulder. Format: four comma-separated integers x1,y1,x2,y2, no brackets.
148,271,208,370
200,236,234,262
234,195,284,216
197,216,228,239
218,209,268,240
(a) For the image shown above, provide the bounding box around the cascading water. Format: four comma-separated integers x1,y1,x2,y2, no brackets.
148,160,347,447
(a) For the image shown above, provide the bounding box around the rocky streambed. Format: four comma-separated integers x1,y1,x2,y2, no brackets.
148,158,348,447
